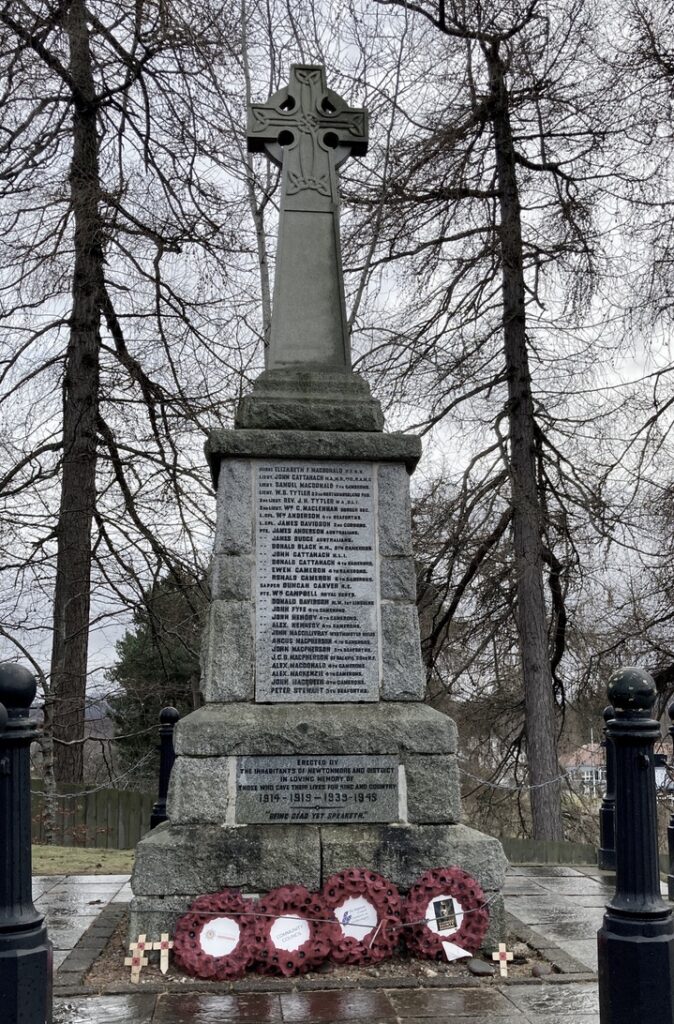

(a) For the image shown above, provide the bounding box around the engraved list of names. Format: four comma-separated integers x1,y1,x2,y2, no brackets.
255,460,379,702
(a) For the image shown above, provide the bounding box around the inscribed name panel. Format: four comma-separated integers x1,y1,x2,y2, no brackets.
254,460,379,701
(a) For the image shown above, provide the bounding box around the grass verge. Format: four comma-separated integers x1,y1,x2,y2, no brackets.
32,845,134,875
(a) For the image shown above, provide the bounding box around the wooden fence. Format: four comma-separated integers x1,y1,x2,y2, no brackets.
31,781,154,850
502,836,597,864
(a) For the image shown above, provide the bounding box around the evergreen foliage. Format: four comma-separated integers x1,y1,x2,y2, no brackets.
107,571,207,782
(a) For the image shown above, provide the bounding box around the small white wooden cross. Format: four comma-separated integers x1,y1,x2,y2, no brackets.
124,934,149,983
492,942,514,977
152,932,174,974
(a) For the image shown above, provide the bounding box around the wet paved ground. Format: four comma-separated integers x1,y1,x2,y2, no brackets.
53,983,600,1023
504,864,617,972
34,873,132,970
44,865,608,1022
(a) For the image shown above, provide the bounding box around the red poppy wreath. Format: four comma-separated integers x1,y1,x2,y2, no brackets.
403,867,490,959
252,884,340,977
173,890,256,980
322,868,402,964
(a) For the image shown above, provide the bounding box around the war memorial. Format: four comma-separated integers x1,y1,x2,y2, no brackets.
1,57,668,1024
129,63,507,954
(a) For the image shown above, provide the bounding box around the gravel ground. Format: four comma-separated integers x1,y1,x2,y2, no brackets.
85,912,554,990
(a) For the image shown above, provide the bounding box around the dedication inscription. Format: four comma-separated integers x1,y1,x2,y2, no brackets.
255,460,379,702
236,755,398,823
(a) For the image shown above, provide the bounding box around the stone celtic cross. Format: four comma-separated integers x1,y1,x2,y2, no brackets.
248,64,367,205
248,65,368,371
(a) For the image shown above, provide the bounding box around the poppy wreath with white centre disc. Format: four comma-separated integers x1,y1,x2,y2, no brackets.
173,890,256,980
252,885,340,977
403,867,490,958
322,868,402,964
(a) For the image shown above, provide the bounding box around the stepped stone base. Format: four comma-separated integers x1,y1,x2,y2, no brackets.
130,822,507,952
173,703,458,757
235,368,385,432
204,429,421,485
166,703,461,827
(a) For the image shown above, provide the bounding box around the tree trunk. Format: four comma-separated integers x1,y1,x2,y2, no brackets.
486,42,564,840
51,0,102,784
40,685,58,844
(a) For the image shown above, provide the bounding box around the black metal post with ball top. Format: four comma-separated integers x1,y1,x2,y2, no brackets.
667,702,674,902
598,666,674,1024
0,662,52,1023
598,704,616,872
150,706,179,830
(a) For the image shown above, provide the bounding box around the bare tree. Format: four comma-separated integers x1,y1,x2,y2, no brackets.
348,0,637,838
0,0,262,782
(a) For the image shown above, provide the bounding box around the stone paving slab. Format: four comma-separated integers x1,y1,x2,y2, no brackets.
502,878,548,895
547,939,598,972
388,987,514,1016
48,917,100,950
513,865,591,877
506,980,599,1016
54,874,131,885
540,918,602,941
526,876,611,896
281,990,397,1022
56,904,128,987
53,994,156,1024
570,892,614,908
508,898,577,920
32,875,66,897
529,1017,598,1024
153,992,284,1022
503,867,606,973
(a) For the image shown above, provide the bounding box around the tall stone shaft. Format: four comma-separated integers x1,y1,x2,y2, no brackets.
247,64,367,371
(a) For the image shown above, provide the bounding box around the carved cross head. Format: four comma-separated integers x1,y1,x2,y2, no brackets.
248,65,368,198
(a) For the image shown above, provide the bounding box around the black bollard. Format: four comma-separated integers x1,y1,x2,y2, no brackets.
150,706,179,830
0,663,52,1024
663,708,667,901
598,666,674,1024
598,705,616,872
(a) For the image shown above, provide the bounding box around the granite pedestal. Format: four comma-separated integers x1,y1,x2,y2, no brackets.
131,420,507,950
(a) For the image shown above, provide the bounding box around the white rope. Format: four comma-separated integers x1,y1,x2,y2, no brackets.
31,752,154,799
457,759,586,792
192,892,502,944
50,724,159,746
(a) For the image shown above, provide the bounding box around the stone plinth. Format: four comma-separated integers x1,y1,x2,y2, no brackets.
166,703,461,828
131,426,507,952
131,821,506,952
235,369,384,432
172,702,458,756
